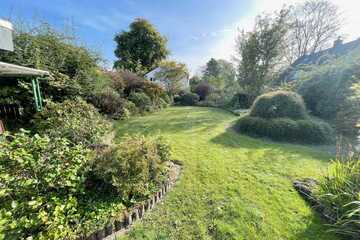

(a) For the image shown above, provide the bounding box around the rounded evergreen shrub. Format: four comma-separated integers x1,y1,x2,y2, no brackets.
250,91,307,119
228,92,252,109
175,92,200,106
235,115,334,144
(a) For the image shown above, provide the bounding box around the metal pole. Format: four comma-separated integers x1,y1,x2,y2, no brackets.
31,78,39,111
35,78,42,110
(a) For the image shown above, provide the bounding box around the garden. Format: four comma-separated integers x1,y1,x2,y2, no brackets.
1,0,360,239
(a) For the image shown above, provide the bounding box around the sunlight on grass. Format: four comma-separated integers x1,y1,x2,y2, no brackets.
115,106,338,240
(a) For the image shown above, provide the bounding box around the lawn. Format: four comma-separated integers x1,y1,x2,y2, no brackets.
114,106,338,240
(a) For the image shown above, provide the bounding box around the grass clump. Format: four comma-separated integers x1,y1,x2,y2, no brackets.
250,91,307,119
314,159,360,239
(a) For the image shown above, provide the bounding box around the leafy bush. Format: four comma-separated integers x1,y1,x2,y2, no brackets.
194,82,212,100
123,100,139,116
33,99,110,146
250,91,307,119
91,135,171,202
174,92,199,106
333,82,360,140
228,92,253,109
296,56,359,121
159,91,172,104
0,23,99,101
235,115,334,144
89,87,126,119
0,130,91,239
314,159,360,238
105,70,125,92
200,92,226,108
128,91,153,112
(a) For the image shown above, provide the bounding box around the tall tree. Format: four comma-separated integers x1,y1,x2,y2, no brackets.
285,0,341,63
189,75,202,91
203,58,221,79
114,18,169,74
202,58,236,90
236,9,289,98
154,61,189,95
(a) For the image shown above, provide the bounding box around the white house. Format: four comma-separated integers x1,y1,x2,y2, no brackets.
145,67,190,91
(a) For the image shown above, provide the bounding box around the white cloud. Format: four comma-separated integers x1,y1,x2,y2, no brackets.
184,0,360,74
81,10,133,32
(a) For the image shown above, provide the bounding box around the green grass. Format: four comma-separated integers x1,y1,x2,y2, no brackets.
114,106,339,240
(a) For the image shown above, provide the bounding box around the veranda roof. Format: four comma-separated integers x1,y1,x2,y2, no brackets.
0,61,49,77
0,61,49,112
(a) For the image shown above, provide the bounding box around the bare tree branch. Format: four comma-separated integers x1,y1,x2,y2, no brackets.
286,0,342,63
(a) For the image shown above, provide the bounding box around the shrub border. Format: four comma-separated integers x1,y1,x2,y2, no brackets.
78,161,181,240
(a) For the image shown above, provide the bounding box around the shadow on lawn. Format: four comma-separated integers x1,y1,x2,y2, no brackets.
114,107,234,140
293,212,338,240
210,124,332,162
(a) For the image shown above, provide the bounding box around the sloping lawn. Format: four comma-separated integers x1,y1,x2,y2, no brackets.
114,107,338,240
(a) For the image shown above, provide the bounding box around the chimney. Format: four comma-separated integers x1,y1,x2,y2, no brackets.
333,36,343,48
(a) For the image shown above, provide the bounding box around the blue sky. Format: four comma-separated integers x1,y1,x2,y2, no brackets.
1,0,360,74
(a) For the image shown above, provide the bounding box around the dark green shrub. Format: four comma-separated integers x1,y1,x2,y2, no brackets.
91,135,171,202
33,98,110,146
123,99,139,115
160,92,172,104
297,59,359,120
333,81,360,140
235,115,334,144
228,92,253,109
250,91,307,119
199,92,226,108
175,92,200,106
314,159,360,238
89,87,125,119
0,130,91,239
157,98,169,109
297,119,334,144
128,91,153,112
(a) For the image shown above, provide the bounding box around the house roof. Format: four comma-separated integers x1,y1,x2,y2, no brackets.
279,38,360,82
292,38,360,66
0,61,49,78
144,66,190,78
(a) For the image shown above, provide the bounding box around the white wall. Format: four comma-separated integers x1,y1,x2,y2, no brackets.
145,67,190,91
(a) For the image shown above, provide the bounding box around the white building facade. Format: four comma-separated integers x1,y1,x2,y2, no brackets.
145,67,190,91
